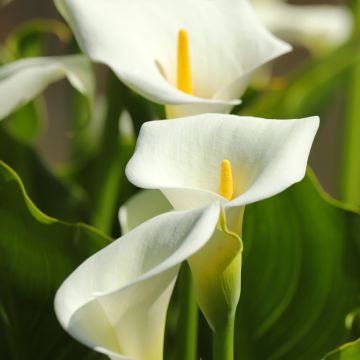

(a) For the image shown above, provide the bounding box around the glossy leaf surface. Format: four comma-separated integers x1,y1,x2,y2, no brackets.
0,161,109,359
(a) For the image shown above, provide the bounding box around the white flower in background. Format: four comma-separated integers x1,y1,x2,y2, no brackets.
251,0,353,52
55,0,291,118
55,204,220,360
0,55,94,121
124,113,319,330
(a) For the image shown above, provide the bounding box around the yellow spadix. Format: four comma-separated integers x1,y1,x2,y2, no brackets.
219,159,233,200
177,29,193,95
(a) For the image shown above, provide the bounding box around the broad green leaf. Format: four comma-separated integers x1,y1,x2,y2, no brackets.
232,172,360,360
323,339,360,360
0,160,110,359
0,126,88,221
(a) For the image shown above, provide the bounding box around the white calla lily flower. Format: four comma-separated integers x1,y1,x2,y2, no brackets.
252,0,352,51
119,189,244,331
126,114,319,211
0,55,94,121
125,114,319,329
55,0,290,117
55,203,220,360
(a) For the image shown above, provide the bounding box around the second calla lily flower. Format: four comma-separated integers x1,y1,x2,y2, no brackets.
125,114,319,330
55,204,221,360
55,0,291,117
126,114,319,211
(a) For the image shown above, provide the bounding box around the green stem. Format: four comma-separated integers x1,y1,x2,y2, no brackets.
212,316,235,360
341,0,360,205
91,72,125,234
174,263,198,360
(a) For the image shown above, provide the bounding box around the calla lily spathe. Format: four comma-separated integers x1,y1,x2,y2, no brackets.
119,189,172,235
126,114,320,211
0,55,94,121
125,114,319,329
252,0,352,52
55,0,291,117
55,204,220,360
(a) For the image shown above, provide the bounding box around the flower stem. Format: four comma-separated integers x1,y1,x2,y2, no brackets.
174,263,198,360
341,0,360,205
212,316,235,360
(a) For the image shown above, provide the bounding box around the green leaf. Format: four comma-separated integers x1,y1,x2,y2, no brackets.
233,172,360,360
323,339,360,360
0,160,110,359
0,126,88,222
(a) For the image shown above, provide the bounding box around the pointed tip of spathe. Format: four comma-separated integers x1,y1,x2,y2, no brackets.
297,115,320,137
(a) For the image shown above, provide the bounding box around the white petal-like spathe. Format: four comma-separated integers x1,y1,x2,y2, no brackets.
252,0,352,50
55,203,220,360
126,114,319,211
0,55,94,120
119,190,244,331
188,225,242,330
119,190,172,234
55,0,290,114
